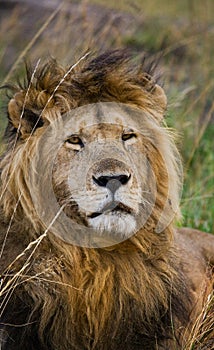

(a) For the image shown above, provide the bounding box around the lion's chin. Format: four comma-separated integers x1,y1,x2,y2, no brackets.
88,212,137,238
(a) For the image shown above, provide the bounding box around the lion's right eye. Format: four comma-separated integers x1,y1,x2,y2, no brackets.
65,135,84,151
122,133,136,141
122,129,137,142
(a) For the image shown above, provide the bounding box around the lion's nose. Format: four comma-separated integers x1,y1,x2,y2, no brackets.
93,174,131,192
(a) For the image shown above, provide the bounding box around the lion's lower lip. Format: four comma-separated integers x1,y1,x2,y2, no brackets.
88,203,132,219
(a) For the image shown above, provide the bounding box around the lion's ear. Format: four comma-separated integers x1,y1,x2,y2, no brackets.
7,91,45,138
153,84,167,111
135,70,167,122
148,83,167,122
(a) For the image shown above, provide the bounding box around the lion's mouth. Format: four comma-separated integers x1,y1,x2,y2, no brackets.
88,202,133,219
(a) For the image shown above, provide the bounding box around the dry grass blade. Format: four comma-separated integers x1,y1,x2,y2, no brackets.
184,291,214,350
186,101,214,170
2,2,64,85
39,50,91,116
0,204,66,318
0,194,22,260
0,59,41,204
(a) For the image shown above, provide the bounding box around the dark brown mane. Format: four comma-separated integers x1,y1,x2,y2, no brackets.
3,50,165,145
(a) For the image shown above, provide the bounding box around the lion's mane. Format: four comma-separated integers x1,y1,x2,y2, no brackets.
0,50,211,350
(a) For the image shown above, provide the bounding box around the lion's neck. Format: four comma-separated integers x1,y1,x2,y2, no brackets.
23,227,190,349
1,224,192,349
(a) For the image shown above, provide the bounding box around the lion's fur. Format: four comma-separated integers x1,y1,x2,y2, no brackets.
0,50,213,350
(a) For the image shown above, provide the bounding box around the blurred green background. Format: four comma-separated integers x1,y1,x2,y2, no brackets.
0,0,213,232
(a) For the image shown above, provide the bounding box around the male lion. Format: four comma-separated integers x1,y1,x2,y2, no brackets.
0,50,213,350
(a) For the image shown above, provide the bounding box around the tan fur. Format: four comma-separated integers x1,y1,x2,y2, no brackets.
0,50,213,350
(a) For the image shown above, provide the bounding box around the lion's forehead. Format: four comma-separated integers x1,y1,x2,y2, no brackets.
79,123,123,140
70,109,131,132
61,102,152,137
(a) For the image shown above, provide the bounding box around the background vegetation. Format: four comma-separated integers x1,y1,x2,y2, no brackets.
0,0,213,233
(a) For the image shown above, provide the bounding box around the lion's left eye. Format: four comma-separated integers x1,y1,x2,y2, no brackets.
65,135,84,150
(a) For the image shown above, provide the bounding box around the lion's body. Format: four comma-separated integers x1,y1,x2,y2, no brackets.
0,50,213,349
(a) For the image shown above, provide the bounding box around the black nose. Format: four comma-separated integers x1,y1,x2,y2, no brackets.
93,174,131,192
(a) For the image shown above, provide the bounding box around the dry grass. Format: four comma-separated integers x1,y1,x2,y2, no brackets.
185,291,214,350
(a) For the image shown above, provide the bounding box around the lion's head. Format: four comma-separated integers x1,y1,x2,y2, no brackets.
1,50,181,247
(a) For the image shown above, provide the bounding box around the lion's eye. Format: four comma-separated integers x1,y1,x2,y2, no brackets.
65,135,84,150
122,132,137,142
67,136,82,144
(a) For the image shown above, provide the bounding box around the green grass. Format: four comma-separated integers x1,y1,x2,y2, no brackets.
180,125,214,232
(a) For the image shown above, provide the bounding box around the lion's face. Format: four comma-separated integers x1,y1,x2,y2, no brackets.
49,102,176,245
54,122,141,237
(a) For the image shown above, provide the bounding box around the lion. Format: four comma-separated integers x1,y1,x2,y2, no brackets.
0,50,213,350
